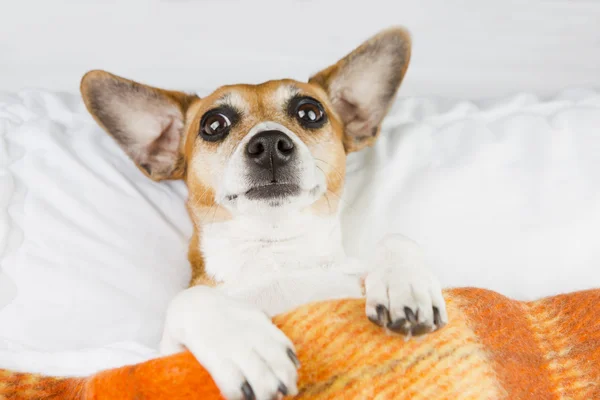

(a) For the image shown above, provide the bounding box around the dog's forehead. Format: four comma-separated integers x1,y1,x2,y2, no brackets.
203,79,329,113
215,84,297,112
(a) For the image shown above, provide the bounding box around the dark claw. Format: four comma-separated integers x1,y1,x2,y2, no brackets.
376,304,388,320
387,318,410,335
278,382,288,396
241,381,255,400
287,348,300,368
369,304,390,327
433,307,445,329
388,307,433,336
368,315,382,326
376,304,391,325
404,307,418,324
388,319,431,336
411,323,432,336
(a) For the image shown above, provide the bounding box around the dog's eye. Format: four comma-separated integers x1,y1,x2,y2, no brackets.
290,97,326,128
200,111,232,141
297,103,322,122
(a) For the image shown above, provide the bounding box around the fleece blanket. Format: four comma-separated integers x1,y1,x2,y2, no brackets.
1,287,599,400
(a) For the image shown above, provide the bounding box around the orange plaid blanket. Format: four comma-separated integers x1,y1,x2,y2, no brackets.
2,287,599,399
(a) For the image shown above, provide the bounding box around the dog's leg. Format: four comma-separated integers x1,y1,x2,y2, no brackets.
160,285,299,400
358,234,448,336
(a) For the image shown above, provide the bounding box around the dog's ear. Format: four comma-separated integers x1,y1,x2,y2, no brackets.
309,27,411,152
80,70,199,181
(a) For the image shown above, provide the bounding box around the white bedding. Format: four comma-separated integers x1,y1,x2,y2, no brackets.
1,88,600,376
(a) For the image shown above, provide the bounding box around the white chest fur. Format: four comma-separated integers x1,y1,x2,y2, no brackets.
198,211,362,315
201,211,346,283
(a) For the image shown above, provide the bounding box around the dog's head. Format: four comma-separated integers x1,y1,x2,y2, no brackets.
81,28,410,221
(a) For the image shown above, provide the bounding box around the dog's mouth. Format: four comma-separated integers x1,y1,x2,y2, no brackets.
244,183,301,200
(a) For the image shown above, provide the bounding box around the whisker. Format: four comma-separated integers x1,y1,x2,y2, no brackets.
190,186,211,206
200,203,215,224
323,191,332,215
327,187,361,216
314,157,345,182
315,163,360,217
209,201,219,225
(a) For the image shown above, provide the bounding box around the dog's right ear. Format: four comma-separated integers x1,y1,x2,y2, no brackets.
80,70,199,181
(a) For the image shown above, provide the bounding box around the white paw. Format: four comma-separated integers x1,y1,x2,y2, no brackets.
364,235,448,336
160,286,299,400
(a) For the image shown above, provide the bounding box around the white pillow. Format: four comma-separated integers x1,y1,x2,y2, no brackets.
342,89,600,299
0,90,191,374
1,88,600,376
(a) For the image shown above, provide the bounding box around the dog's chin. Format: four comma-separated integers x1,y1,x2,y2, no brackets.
222,182,324,216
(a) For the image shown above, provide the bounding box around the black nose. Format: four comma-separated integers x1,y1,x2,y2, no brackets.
246,130,295,171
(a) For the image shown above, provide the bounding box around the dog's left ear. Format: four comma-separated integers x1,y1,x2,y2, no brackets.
309,27,411,152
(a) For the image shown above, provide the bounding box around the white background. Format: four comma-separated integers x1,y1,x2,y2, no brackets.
1,0,599,98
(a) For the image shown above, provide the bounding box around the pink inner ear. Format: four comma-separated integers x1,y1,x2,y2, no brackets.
316,31,410,143
148,116,183,157
333,90,381,140
139,114,185,177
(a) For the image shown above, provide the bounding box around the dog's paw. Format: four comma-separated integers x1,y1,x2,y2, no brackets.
160,286,299,400
364,235,448,337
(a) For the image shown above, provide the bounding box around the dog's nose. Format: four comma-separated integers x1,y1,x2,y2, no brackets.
246,130,295,170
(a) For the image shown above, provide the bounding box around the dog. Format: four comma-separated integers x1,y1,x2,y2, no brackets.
80,27,447,400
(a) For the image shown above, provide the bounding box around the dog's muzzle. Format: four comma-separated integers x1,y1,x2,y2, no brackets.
244,130,301,200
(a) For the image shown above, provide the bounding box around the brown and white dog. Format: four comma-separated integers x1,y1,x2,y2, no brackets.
80,27,447,400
